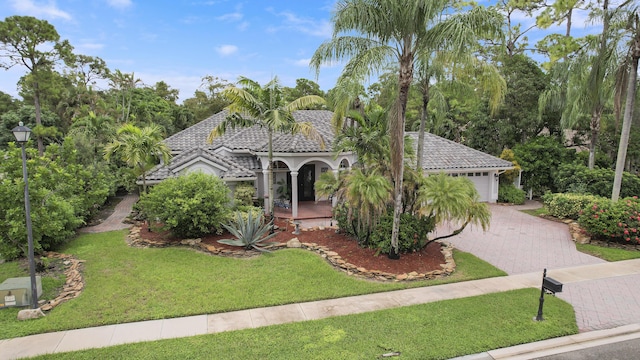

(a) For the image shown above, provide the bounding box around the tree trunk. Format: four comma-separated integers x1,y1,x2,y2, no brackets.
588,109,601,170
389,52,414,260
416,82,429,171
33,81,44,155
268,129,275,224
612,34,640,201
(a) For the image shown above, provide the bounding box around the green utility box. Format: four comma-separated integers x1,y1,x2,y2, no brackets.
0,277,42,308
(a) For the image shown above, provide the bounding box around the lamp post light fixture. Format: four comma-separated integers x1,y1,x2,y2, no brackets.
11,122,39,309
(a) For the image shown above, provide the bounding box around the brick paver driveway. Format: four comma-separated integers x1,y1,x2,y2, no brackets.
439,202,604,275
439,202,640,332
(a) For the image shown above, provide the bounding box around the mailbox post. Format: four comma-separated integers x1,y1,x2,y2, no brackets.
535,268,563,321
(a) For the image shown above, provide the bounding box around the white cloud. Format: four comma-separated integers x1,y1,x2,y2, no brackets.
237,21,249,31
106,0,132,9
76,42,105,51
216,12,243,22
216,44,238,56
9,0,72,21
268,9,332,38
292,58,310,67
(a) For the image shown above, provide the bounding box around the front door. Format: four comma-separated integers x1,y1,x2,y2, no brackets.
298,164,315,201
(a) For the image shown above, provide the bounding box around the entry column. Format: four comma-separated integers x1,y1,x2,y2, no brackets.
290,171,299,218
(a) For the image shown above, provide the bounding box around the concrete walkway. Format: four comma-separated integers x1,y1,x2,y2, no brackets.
2,198,640,359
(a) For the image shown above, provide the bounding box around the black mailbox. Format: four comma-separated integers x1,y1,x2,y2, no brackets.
543,277,563,294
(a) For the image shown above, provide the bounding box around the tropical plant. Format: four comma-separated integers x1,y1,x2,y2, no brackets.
217,211,278,252
311,0,503,258
104,123,171,193
417,173,491,242
207,76,325,219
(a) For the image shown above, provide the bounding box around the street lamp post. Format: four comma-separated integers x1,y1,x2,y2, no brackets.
11,122,38,309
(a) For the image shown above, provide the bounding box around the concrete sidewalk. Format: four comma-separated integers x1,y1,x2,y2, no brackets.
2,259,640,359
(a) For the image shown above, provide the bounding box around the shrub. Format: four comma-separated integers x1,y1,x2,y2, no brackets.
578,197,640,244
234,183,256,207
554,163,640,198
334,204,435,254
138,172,231,237
541,193,603,220
369,213,435,254
498,184,526,205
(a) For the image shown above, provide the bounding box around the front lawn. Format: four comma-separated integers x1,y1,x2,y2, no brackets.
32,288,577,360
0,230,505,339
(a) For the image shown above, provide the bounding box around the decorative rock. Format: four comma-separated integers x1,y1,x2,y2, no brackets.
396,273,408,281
287,238,302,248
17,308,45,320
180,238,201,246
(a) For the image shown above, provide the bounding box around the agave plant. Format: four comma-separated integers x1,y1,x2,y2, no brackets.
217,211,278,252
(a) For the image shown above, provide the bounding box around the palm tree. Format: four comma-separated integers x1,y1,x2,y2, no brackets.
104,123,171,193
414,51,505,168
311,0,503,258
343,168,392,244
417,173,491,242
612,3,640,201
207,76,325,219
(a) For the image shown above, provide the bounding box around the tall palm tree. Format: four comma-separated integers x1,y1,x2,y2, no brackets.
104,123,171,193
414,51,505,168
612,3,640,201
207,76,325,219
311,0,503,258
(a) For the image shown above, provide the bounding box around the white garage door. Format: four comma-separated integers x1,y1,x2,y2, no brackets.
451,172,492,202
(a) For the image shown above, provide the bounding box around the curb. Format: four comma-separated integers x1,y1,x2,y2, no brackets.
452,323,640,360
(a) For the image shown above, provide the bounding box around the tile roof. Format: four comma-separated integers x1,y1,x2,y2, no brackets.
406,131,514,171
145,146,256,182
164,110,335,154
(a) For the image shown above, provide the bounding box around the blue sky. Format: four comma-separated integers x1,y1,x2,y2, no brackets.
1,0,600,103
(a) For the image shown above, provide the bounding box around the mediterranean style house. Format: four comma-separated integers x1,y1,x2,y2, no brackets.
143,110,514,218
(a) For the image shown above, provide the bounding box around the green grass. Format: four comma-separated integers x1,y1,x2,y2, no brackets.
576,243,640,261
32,288,577,360
520,207,549,217
0,230,504,339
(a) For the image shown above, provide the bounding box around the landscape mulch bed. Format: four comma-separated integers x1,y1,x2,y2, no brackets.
139,219,445,275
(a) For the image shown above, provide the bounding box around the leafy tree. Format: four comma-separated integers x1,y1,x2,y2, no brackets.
104,123,172,193
182,76,231,121
0,105,61,149
283,78,325,107
311,0,502,258
0,144,85,260
108,70,142,123
207,76,325,219
138,172,231,238
513,136,576,195
0,15,73,155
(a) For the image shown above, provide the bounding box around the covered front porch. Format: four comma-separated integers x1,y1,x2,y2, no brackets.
273,200,332,220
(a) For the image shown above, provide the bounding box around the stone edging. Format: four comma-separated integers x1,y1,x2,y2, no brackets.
40,252,85,311
127,225,456,282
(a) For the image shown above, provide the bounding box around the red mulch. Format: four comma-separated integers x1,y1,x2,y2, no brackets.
139,219,445,275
